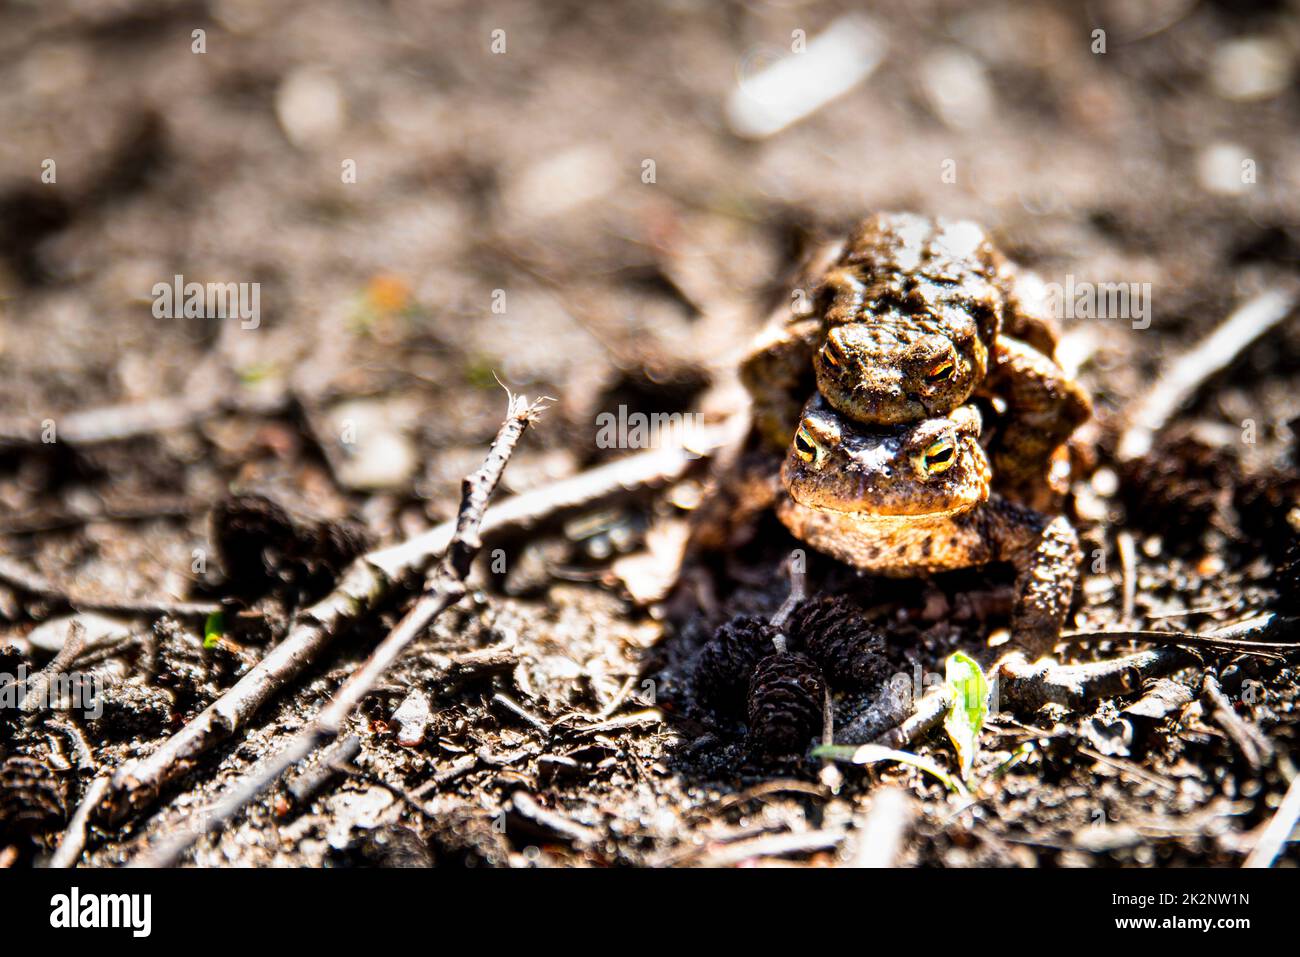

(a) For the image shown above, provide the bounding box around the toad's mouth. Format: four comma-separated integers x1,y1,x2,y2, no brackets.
782,494,976,523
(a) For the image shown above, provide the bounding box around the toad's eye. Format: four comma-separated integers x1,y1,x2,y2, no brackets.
918,439,956,475
820,340,843,370
926,359,955,383
793,424,825,467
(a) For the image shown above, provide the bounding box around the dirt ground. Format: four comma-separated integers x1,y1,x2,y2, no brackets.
1,0,1299,867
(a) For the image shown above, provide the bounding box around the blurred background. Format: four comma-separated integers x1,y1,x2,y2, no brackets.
3,0,1298,519
2,0,1300,868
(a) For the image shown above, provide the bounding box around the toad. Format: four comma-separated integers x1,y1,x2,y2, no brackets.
741,212,1090,508
776,394,1080,652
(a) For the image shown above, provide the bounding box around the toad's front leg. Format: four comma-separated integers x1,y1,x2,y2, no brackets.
979,496,1082,656
739,317,823,450
982,337,1091,509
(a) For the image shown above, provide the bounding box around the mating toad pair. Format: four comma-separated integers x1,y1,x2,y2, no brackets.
725,213,1092,651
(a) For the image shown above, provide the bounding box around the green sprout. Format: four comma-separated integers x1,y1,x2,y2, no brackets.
943,651,989,782
203,611,225,649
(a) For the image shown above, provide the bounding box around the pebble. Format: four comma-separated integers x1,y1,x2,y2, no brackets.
1211,38,1292,102
275,67,345,147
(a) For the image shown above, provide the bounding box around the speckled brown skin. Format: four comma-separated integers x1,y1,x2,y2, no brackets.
739,213,1089,505
777,396,1080,653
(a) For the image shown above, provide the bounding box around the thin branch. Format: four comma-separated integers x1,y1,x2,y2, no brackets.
1117,286,1298,462
876,643,1192,750
997,647,1192,712
1200,673,1273,770
132,395,543,866
52,412,730,863
1244,762,1300,868
0,380,291,451
1060,613,1300,657
47,776,111,869
1116,531,1137,626
0,555,219,620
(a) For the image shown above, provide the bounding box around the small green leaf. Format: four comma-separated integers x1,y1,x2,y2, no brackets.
813,743,967,796
203,611,225,649
943,651,989,781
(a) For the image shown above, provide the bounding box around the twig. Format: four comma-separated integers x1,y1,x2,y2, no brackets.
1244,762,1300,868
877,644,1191,750
1116,531,1137,625
363,418,736,581
132,393,543,867
852,788,914,867
818,682,843,791
1117,286,1298,461
0,381,290,451
491,692,551,734
52,411,726,863
1061,613,1300,658
697,828,845,867
0,555,219,620
770,550,808,653
508,792,599,847
47,776,111,869
1200,673,1273,770
770,551,808,631
997,647,1191,712
21,621,86,719
283,734,361,808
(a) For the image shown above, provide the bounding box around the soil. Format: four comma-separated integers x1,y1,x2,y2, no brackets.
1,0,1298,867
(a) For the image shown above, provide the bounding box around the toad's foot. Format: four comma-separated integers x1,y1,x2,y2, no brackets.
978,496,1081,656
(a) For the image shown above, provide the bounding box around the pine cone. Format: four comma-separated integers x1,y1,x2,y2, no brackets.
211,494,371,603
787,595,891,691
692,615,777,714
1119,437,1236,547
1237,471,1300,563
746,652,825,755
0,755,66,842
211,494,297,597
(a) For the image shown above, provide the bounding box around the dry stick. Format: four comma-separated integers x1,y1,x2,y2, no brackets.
20,621,86,719
47,776,111,869
1116,531,1137,625
134,396,544,867
139,643,517,867
997,647,1192,712
0,555,219,620
1116,286,1298,462
877,644,1192,751
1244,761,1300,868
1061,613,1300,657
0,381,291,451
769,551,808,654
51,418,729,864
1200,673,1274,770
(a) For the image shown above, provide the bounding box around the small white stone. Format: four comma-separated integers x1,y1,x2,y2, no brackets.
1211,38,1291,102
392,689,431,747
920,47,994,130
26,613,133,654
275,68,344,147
1197,141,1253,196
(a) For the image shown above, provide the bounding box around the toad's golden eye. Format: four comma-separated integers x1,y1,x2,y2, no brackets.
820,340,843,369
793,425,822,466
926,359,955,382
919,439,955,474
